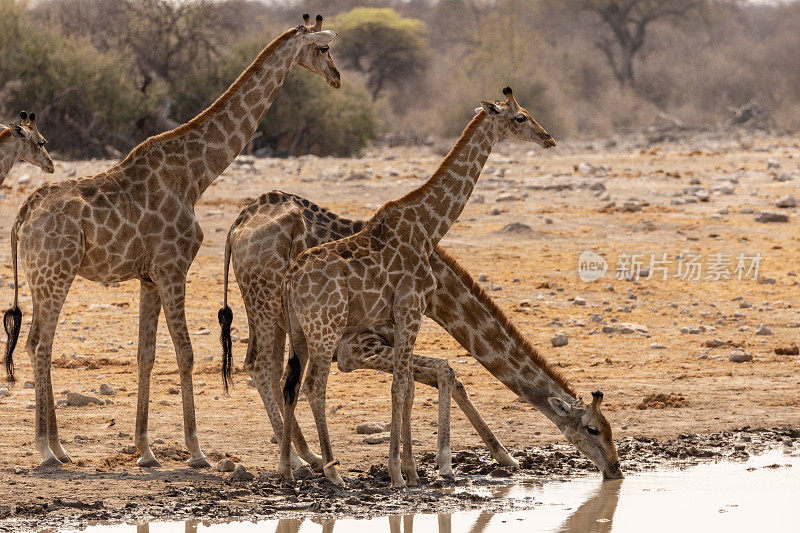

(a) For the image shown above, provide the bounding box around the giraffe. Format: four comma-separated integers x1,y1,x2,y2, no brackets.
220,191,622,481
2,14,341,469
277,88,557,487
0,111,54,186
220,190,519,474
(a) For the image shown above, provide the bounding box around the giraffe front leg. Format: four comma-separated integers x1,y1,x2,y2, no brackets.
452,380,518,469
135,281,162,468
156,274,210,469
45,370,71,463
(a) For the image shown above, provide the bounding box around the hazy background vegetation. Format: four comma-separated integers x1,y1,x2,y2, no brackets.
0,0,796,158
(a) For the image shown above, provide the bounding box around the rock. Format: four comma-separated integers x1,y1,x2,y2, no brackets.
573,297,586,306
650,343,667,349
356,422,389,435
767,158,781,170
293,465,315,479
551,334,568,347
501,222,533,234
477,273,489,282
0,387,9,399
246,378,255,388
620,201,642,212
776,195,796,208
363,433,391,445
489,207,502,216
66,392,104,407
729,350,753,363
228,465,254,482
754,211,789,223
755,324,773,336
17,174,31,185
775,345,799,356
217,459,236,472
167,387,179,395
617,323,648,334
99,384,116,396
703,339,725,348
495,194,523,202
195,328,210,336
23,381,34,389
589,313,604,323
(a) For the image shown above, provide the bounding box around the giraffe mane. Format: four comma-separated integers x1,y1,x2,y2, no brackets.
115,27,300,167
375,110,488,216
435,245,577,398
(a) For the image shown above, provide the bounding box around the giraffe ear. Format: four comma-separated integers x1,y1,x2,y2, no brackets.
10,124,27,139
548,397,573,417
481,101,501,115
307,29,337,46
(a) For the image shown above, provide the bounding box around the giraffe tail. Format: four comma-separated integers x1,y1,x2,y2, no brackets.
281,292,303,405
4,218,21,383
218,224,235,393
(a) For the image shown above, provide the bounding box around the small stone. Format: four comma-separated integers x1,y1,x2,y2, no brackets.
754,211,789,223
650,343,667,349
776,195,796,208
363,433,391,445
729,350,753,363
217,459,236,472
99,384,116,396
23,381,34,389
356,422,389,435
755,324,773,336
195,328,210,336
616,323,648,334
477,273,489,282
0,387,9,398
66,392,104,407
589,313,604,323
739,301,752,309
167,387,179,395
228,465,254,482
246,378,255,388
775,345,799,356
573,297,586,306
551,334,568,347
703,339,725,348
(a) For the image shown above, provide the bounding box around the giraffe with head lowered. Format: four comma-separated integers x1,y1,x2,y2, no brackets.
0,111,54,185
277,88,557,487
2,15,341,469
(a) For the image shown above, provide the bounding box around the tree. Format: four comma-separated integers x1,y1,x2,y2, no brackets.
332,7,430,98
573,0,705,87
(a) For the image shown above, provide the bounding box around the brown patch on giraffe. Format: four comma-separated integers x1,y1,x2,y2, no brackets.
435,246,576,398
114,27,299,167
0,128,11,144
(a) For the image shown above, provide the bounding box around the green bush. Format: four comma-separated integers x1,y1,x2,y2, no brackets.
172,32,379,157
0,0,159,158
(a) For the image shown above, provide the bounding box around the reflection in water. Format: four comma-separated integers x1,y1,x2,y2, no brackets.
557,479,621,533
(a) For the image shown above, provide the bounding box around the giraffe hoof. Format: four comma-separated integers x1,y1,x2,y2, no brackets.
440,473,456,483
38,456,63,469
497,456,520,469
137,456,162,468
57,454,73,464
187,456,211,469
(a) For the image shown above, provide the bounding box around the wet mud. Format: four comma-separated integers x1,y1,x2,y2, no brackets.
1,427,796,531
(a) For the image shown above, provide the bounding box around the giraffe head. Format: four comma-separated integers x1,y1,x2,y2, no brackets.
295,14,341,89
7,111,54,173
548,390,623,479
476,87,555,148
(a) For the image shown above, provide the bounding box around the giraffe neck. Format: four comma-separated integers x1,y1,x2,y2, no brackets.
116,28,303,205
427,248,577,424
0,129,21,179
375,111,499,253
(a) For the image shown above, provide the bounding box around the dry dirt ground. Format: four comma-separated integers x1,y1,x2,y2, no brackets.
0,131,798,527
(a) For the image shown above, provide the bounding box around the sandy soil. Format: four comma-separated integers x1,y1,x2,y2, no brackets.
0,131,798,527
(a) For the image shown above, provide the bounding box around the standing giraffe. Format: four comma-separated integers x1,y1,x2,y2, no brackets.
220,190,622,480
2,15,341,468
0,111,54,185
278,88,557,487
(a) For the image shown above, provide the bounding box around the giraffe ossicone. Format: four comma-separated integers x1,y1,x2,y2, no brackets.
2,14,341,469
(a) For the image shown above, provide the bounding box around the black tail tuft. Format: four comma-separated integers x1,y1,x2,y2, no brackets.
283,352,302,405
4,306,21,383
218,305,234,393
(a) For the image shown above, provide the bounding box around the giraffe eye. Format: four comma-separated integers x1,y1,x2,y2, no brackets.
319,46,329,53
37,141,46,147
586,426,599,436
514,116,526,123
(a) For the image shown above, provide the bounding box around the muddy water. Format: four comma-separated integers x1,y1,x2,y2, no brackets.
70,448,797,533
